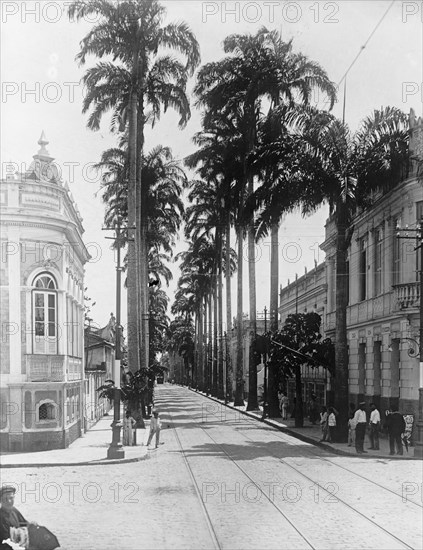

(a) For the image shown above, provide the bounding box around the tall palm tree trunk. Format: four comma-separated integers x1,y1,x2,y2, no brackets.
127,62,139,375
268,219,281,417
334,199,349,442
247,191,258,410
197,304,204,391
234,224,245,406
217,231,224,399
246,111,258,411
225,215,233,401
136,57,149,375
203,296,208,392
213,276,218,396
208,292,213,393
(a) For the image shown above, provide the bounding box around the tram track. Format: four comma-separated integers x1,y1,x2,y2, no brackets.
165,412,222,550
158,390,418,550
196,392,422,508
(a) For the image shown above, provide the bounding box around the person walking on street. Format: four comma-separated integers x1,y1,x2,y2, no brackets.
122,410,136,446
147,409,161,448
385,406,406,455
327,407,337,443
319,406,328,442
368,403,380,450
353,402,367,454
280,393,289,420
348,412,356,447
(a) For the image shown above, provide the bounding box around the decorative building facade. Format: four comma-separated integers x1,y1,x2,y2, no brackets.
0,133,90,451
279,110,423,420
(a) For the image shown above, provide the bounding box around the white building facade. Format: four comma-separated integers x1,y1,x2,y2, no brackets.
0,133,90,451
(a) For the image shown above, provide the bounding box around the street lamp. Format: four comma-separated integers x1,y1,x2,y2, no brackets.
104,221,125,459
396,219,423,459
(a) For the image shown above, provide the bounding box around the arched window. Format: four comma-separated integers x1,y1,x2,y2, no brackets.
32,273,57,354
37,401,57,422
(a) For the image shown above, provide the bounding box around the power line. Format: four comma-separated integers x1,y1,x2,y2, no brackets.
337,0,396,88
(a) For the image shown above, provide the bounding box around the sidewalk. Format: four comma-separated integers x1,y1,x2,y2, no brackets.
0,413,149,468
192,389,418,460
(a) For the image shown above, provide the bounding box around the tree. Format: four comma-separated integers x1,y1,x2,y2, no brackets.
267,313,334,428
195,28,336,411
185,115,242,400
260,106,413,437
69,0,200,378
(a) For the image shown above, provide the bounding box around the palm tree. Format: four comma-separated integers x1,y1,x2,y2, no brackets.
69,0,200,375
185,116,242,400
257,106,412,434
195,28,336,410
176,239,216,389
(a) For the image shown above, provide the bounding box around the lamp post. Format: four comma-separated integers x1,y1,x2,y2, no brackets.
104,222,125,459
256,307,269,420
396,219,423,458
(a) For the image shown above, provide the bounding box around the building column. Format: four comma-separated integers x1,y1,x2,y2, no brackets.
385,217,393,290
326,257,334,312
8,226,22,381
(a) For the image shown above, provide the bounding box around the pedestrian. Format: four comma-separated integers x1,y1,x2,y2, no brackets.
385,405,406,455
368,403,380,450
277,390,283,415
0,486,32,550
353,402,367,454
280,393,289,420
348,411,356,447
147,409,161,448
319,406,328,442
122,410,136,446
327,407,336,443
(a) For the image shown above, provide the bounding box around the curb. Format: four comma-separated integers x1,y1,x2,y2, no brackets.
0,451,150,469
189,388,418,460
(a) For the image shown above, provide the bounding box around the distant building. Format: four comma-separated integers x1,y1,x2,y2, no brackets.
84,315,116,429
0,133,90,451
279,263,330,407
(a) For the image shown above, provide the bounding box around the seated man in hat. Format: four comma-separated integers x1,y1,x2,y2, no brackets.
0,486,30,549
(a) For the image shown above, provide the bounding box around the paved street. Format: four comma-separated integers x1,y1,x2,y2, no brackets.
2,385,422,550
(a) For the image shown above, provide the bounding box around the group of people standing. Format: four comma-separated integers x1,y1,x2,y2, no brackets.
319,406,338,443
347,402,406,455
319,401,407,455
277,391,320,423
122,409,162,448
278,390,408,456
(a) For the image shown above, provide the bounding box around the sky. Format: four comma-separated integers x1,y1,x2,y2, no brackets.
1,0,422,329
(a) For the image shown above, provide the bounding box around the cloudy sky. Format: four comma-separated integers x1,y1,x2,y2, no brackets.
1,0,421,327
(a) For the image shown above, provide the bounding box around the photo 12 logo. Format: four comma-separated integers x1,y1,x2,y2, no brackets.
202,2,340,24
1,2,102,24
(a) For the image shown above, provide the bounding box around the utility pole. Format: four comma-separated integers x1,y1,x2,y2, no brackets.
104,221,125,459
262,306,268,421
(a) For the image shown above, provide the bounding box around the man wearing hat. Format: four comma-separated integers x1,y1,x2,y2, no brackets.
352,402,368,454
0,485,28,549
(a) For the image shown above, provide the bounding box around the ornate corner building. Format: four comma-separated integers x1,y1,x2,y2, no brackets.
0,133,90,451
279,110,423,420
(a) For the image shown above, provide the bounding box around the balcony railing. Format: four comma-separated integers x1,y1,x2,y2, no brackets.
393,282,420,309
26,355,65,382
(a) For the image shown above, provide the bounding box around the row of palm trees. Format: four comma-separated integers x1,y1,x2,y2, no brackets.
69,0,200,379
71,1,413,426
